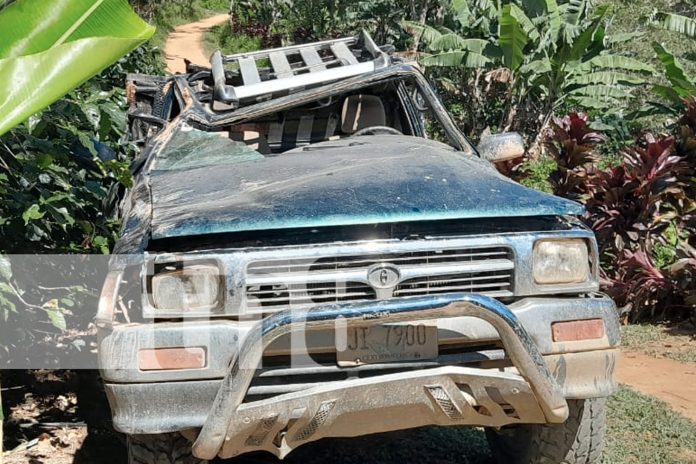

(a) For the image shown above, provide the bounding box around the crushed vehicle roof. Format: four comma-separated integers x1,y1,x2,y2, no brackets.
115,32,584,253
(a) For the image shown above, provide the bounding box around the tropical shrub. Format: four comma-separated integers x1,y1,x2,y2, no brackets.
405,0,655,149
522,105,696,322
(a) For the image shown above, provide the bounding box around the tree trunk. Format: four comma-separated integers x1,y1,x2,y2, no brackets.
527,110,554,160
433,3,446,25
410,1,429,52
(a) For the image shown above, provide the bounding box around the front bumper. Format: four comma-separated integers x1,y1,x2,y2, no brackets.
100,293,619,460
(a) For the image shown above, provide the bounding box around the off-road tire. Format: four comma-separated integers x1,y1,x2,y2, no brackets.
127,433,207,464
485,398,607,464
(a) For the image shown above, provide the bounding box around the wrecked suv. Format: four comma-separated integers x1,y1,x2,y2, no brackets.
98,32,619,464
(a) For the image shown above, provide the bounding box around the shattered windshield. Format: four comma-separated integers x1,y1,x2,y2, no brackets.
152,124,264,171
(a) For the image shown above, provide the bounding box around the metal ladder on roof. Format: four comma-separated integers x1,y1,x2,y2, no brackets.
210,31,391,110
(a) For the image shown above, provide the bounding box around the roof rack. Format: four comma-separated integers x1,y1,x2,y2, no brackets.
210,31,391,110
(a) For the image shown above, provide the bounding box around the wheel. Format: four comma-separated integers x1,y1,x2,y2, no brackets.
127,433,208,464
485,398,607,464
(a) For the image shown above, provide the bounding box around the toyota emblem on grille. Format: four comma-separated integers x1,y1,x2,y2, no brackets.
367,264,401,289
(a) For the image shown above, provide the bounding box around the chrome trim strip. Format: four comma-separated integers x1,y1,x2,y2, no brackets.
245,259,514,286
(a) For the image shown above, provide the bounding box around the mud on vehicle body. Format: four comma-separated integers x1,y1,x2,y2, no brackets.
98,31,619,464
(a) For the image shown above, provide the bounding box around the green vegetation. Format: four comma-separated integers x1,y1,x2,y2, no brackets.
0,1,158,335
520,157,557,193
605,387,696,463
204,23,263,55
597,0,696,78
0,0,159,453
225,0,438,50
408,0,655,129
130,0,228,47
0,0,154,136
622,323,696,364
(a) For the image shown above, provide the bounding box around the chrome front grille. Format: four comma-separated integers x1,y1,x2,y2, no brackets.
394,270,514,297
245,246,514,310
245,281,376,307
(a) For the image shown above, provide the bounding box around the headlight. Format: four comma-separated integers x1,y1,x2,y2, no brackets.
151,264,223,312
533,239,590,285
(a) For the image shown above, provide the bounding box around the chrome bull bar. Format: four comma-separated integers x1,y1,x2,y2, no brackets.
192,293,569,460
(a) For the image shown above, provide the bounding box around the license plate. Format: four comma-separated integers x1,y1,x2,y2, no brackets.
336,323,438,367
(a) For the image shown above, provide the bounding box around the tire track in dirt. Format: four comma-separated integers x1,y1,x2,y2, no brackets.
165,13,229,74
618,350,696,421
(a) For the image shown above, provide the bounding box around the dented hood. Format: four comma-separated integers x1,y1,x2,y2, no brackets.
147,135,583,240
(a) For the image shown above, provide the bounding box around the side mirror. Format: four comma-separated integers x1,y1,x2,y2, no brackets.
476,132,525,163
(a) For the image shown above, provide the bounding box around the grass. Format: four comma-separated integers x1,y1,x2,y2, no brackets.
204,23,263,56
598,0,696,128
147,0,229,49
621,323,696,364
605,387,696,463
599,0,696,77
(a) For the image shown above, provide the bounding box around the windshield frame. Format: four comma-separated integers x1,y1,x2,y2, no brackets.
179,64,475,155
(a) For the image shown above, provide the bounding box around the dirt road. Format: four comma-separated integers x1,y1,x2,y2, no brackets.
164,13,229,74
618,350,696,421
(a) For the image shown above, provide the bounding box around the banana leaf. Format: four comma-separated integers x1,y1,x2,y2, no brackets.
422,51,494,68
499,4,529,71
0,0,155,136
655,12,696,39
652,42,696,98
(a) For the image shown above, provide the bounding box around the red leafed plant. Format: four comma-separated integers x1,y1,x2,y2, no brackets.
585,135,688,258
529,103,696,322
544,113,606,199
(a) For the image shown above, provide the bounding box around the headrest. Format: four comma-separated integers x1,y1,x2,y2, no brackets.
341,95,386,134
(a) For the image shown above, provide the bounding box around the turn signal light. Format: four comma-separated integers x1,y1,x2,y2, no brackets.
138,347,206,371
551,319,605,342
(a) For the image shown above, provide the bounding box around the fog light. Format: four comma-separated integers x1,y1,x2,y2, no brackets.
138,347,206,371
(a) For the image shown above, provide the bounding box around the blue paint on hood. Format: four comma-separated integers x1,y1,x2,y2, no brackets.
147,135,583,240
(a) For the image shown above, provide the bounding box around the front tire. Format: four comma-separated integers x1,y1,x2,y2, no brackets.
485,398,607,464
127,433,207,464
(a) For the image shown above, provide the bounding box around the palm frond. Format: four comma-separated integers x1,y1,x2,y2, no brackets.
429,35,490,53
508,3,540,42
451,0,471,26
401,20,442,45
568,71,646,86
606,32,645,45
569,84,632,99
562,0,586,26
